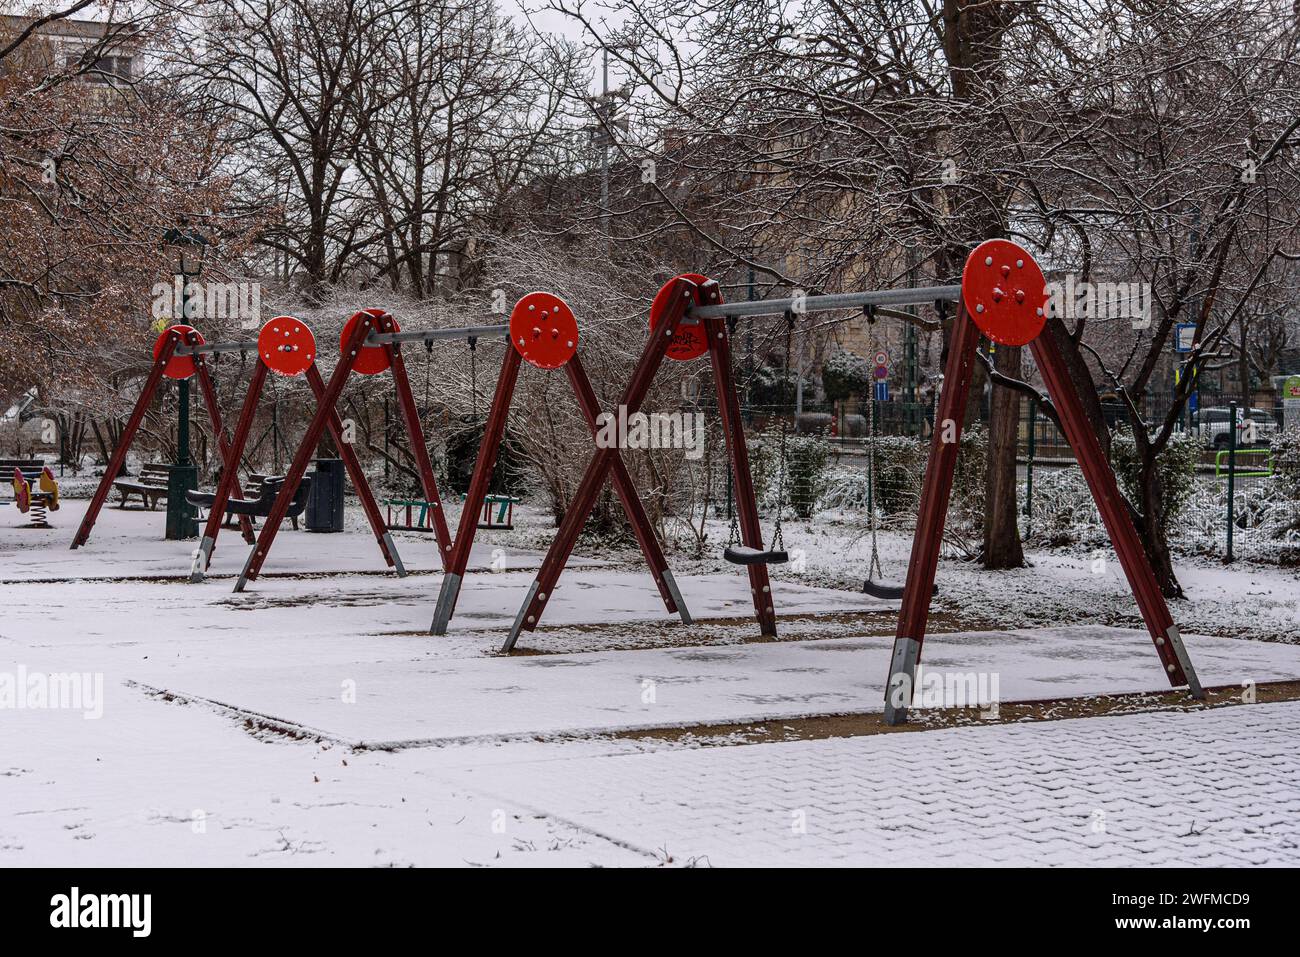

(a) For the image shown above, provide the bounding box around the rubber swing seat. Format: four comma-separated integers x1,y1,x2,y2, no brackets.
724,544,789,566
862,578,938,600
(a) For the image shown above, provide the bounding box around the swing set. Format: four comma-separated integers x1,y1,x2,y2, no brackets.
494,240,1197,726
431,291,694,636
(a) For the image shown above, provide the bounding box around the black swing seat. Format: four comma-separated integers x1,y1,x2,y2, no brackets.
188,476,311,519
724,545,789,566
862,578,938,600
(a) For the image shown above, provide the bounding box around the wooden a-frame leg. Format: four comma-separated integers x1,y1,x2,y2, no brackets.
883,306,982,725
379,315,453,567
235,318,374,591
1030,332,1202,697
430,347,522,635
191,360,269,580
704,314,777,636
72,331,182,549
308,364,405,576
189,332,255,546
501,278,697,652
566,352,692,625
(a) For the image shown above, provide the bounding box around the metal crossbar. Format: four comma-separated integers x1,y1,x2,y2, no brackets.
366,324,509,347
688,284,961,320
174,338,259,356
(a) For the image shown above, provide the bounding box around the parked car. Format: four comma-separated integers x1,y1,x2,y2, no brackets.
1245,407,1279,445
1186,406,1274,449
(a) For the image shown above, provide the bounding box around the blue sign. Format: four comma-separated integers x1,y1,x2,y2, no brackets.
874,381,890,402
1188,391,1199,414
1174,323,1196,353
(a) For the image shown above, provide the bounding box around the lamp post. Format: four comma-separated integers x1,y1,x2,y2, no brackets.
162,225,207,540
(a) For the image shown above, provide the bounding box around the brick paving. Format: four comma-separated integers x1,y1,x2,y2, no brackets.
443,702,1300,866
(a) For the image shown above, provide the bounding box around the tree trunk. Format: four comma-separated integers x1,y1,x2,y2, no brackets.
983,345,1026,567
1136,458,1184,599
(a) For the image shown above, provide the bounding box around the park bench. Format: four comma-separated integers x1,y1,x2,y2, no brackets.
187,474,306,530
112,463,171,509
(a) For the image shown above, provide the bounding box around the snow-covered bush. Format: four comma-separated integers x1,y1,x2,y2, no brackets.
821,350,871,401
749,362,796,407
784,432,831,518
1022,467,1104,545
1110,426,1199,524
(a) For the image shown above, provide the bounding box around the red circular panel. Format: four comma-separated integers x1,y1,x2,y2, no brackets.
509,292,579,369
961,240,1049,346
340,308,395,375
258,316,316,377
154,324,202,379
649,273,713,361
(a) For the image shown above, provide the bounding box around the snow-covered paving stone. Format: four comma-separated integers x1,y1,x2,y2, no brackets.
133,625,1300,746
440,702,1300,866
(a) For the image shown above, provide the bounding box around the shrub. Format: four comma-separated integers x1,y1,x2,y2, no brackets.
1111,426,1198,524
821,350,871,402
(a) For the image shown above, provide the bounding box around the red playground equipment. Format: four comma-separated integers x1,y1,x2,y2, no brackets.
880,239,1203,723
71,324,258,550
430,292,693,635
232,310,507,591
190,315,404,582
500,276,772,652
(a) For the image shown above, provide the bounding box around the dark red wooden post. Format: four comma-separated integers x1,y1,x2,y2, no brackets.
190,360,268,579
429,346,522,633
378,314,453,566
1030,332,1201,695
307,362,403,570
188,330,255,545
703,312,777,636
882,306,982,723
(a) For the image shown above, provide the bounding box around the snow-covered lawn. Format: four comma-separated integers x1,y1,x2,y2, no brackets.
3,499,1299,865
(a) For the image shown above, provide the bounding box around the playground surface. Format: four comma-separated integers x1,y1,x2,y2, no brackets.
3,500,1300,866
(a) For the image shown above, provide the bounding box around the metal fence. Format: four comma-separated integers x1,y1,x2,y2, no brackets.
727,389,1299,566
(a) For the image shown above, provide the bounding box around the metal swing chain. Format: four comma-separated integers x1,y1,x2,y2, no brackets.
867,392,884,582
769,310,796,552
467,336,478,419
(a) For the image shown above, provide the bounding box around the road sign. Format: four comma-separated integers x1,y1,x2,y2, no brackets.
874,380,889,402
874,364,889,380
874,350,889,367
1284,375,1300,400
1174,323,1196,353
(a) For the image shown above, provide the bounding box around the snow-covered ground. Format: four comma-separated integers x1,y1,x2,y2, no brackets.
2,499,1299,866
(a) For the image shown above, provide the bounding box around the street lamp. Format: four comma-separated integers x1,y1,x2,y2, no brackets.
161,224,208,540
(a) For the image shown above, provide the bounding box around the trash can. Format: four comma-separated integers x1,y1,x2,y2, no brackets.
305,458,345,532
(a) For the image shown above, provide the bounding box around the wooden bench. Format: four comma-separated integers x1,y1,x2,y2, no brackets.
189,474,300,530
112,463,171,509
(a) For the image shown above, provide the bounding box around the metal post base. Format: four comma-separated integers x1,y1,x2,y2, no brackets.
234,547,257,592
430,572,462,635
502,580,541,653
381,532,406,577
883,636,921,726
189,536,215,583
1165,625,1205,700
661,569,693,625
